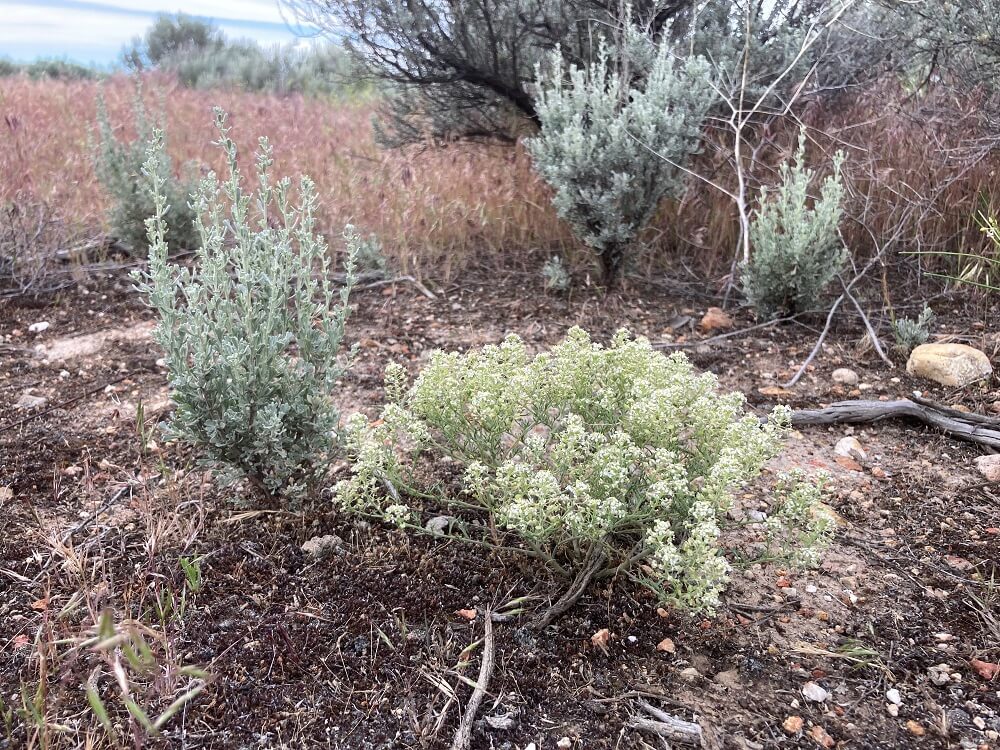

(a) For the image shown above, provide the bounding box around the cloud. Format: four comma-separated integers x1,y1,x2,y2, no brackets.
0,0,313,64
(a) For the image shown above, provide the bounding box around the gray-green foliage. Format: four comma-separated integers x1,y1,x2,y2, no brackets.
743,133,846,317
93,86,198,253
164,40,363,98
135,109,358,501
892,305,935,356
541,255,571,292
292,0,900,145
351,231,389,277
527,43,713,283
122,13,224,71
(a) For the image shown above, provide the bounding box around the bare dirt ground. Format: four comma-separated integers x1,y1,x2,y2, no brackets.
1,268,999,749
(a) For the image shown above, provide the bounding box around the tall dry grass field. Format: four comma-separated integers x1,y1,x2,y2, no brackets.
1,73,997,282
0,74,575,279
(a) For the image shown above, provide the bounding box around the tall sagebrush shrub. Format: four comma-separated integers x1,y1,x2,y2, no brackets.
743,133,846,317
528,43,713,285
135,109,358,501
94,86,198,254
336,328,832,617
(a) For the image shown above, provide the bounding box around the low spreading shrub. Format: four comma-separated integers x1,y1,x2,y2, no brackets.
135,109,358,501
336,328,832,616
93,84,198,254
743,133,846,317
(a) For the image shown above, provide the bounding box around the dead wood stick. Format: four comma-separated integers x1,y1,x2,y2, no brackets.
840,277,893,368
449,611,495,750
630,701,703,746
789,399,1000,449
531,545,606,630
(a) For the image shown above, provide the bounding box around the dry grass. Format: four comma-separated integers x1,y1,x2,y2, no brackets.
1,73,998,282
0,74,573,280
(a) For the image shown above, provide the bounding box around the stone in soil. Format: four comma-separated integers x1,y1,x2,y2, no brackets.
831,368,859,385
974,454,1000,482
906,343,993,387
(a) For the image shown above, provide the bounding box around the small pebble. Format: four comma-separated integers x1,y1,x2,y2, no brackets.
802,681,829,703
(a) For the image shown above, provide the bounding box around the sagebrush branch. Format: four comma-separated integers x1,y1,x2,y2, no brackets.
789,398,1000,450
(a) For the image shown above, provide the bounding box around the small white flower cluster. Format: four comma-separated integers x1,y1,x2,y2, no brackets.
335,327,831,613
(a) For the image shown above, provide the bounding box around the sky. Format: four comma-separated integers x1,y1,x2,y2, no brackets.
0,0,318,66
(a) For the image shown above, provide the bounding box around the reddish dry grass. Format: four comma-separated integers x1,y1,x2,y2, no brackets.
0,74,573,279
1,73,997,281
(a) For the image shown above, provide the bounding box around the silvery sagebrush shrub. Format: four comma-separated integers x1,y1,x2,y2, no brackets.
891,305,935,356
541,255,571,293
335,327,833,614
93,84,199,254
743,132,846,318
527,41,714,285
135,108,358,502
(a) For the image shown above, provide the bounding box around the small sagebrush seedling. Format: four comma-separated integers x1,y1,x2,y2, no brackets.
891,305,935,357
337,327,832,623
135,108,358,501
743,132,846,317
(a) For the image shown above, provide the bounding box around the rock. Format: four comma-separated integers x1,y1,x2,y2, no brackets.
782,716,804,735
484,712,517,730
699,307,733,333
905,720,926,737
906,343,993,387
802,681,829,703
928,663,953,686
886,688,902,706
680,666,700,679
16,391,47,410
809,725,835,749
835,436,866,462
971,658,1000,680
832,368,859,386
557,738,572,749
974,455,1000,482
300,534,343,558
28,321,50,334
656,637,676,654
887,703,899,717
425,515,462,536
591,628,611,652
714,669,741,688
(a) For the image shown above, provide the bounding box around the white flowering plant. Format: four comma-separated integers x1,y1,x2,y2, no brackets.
336,327,832,616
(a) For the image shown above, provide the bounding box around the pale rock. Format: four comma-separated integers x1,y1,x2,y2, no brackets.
928,663,952,686
831,368,859,386
28,321,50,334
886,703,899,717
300,534,343,558
680,667,700,679
16,391,47,410
835,436,866,462
802,681,830,703
974,454,1000,482
425,515,462,536
906,343,993,387
886,688,902,705
557,738,572,749
699,307,733,333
